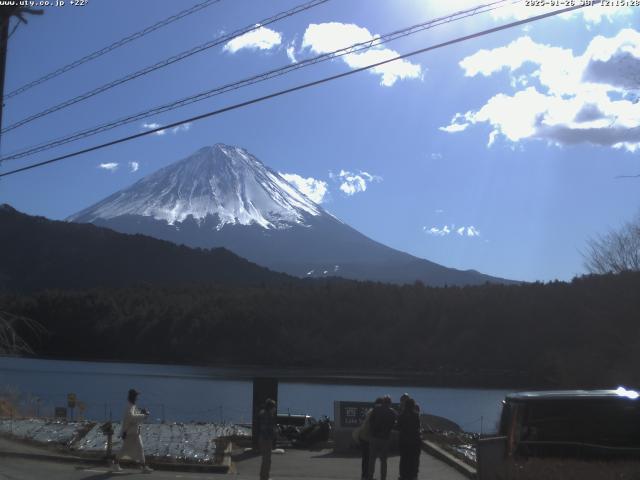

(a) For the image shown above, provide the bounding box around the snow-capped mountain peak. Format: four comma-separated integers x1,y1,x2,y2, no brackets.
69,144,323,229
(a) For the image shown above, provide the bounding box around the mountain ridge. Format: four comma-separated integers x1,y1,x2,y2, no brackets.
0,204,292,292
68,144,516,286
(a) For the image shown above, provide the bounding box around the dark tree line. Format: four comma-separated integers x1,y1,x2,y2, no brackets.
3,271,640,389
0,204,291,292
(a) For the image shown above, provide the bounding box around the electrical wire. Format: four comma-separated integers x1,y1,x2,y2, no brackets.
0,0,329,135
0,1,599,179
8,19,19,40
0,0,522,163
4,0,223,100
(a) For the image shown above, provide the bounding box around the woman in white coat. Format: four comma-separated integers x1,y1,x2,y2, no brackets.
113,388,153,473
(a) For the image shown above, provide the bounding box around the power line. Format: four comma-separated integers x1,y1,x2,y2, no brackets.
4,0,223,100
0,0,329,135
0,1,599,179
0,0,522,163
1,0,518,161
7,18,19,40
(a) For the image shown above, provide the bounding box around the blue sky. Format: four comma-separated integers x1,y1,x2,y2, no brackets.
1,0,639,282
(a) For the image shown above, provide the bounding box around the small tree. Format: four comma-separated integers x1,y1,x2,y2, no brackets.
584,215,640,274
0,311,45,355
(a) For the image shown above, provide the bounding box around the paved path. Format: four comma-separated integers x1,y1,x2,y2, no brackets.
0,438,214,479
0,457,214,480
232,448,468,479
0,437,468,480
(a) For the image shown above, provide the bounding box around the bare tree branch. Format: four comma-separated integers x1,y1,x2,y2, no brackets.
583,215,640,274
0,311,46,355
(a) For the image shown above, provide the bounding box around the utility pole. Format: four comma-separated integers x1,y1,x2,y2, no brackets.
0,6,43,149
0,8,13,139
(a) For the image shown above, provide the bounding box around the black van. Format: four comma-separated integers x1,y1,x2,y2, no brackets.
477,389,640,480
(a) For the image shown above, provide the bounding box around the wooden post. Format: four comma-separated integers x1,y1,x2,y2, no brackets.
0,6,43,147
252,378,278,448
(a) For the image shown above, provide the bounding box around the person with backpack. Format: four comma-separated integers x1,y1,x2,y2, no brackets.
353,398,380,480
368,395,397,480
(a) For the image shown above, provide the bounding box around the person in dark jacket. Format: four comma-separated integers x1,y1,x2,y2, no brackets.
368,395,397,480
257,398,277,480
397,397,422,480
399,393,410,414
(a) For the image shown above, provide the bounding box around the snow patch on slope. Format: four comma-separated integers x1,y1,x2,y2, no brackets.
69,144,323,229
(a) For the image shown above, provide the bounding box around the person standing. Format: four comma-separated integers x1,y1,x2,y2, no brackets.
257,398,277,480
353,399,379,480
112,389,153,473
399,393,410,414
368,395,397,480
397,397,422,480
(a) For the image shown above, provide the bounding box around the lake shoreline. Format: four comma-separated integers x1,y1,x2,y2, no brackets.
0,356,512,432
0,354,539,391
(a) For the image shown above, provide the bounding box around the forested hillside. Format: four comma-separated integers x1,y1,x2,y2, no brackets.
0,204,291,290
4,272,640,389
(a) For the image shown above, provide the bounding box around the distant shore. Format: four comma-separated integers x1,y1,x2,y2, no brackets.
2,354,541,390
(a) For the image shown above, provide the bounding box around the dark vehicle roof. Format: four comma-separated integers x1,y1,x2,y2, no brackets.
276,414,314,426
506,388,639,402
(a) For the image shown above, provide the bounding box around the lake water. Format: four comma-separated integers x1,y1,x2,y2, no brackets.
0,357,512,433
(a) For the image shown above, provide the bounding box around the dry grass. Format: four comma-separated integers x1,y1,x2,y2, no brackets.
0,398,18,417
0,386,21,418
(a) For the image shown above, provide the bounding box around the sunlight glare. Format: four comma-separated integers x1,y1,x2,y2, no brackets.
616,387,640,399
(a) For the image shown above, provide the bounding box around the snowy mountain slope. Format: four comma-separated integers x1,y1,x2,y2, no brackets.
69,144,322,229
69,144,514,286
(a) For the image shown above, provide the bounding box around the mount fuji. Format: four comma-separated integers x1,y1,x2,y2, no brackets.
69,144,511,286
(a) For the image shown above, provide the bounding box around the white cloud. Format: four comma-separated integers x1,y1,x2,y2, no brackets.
424,225,451,236
443,30,640,152
142,123,166,135
129,161,139,173
142,122,191,136
457,226,481,237
302,22,422,87
424,224,481,237
280,173,328,204
439,121,469,133
223,25,282,53
489,4,633,24
170,123,191,134
458,36,577,94
430,153,443,160
286,40,297,63
98,162,118,172
331,169,382,196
